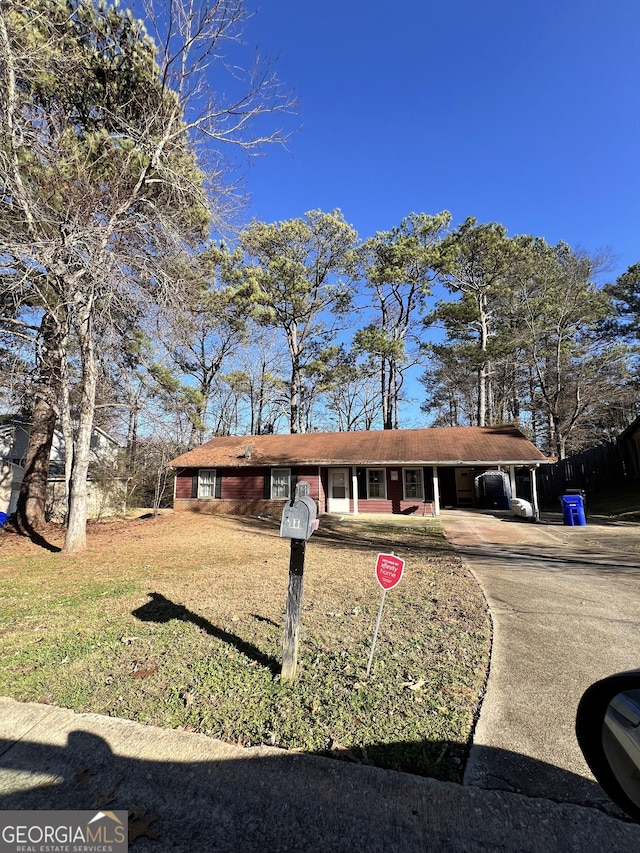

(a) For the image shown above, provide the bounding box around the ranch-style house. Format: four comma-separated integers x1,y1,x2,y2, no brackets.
170,426,551,518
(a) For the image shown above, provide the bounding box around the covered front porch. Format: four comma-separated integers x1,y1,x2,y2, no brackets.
321,464,542,519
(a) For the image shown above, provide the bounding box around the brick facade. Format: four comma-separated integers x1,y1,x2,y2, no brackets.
173,498,295,517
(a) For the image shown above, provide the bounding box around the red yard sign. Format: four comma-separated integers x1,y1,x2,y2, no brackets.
375,553,405,590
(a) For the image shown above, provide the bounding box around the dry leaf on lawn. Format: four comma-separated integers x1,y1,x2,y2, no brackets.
129,667,158,679
128,805,160,842
329,740,361,762
92,780,121,809
75,766,95,789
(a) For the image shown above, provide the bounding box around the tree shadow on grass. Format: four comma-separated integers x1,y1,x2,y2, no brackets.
3,521,61,553
250,613,280,627
132,592,280,676
234,514,447,557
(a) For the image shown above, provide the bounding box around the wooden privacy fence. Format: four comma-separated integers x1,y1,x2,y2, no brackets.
538,440,637,504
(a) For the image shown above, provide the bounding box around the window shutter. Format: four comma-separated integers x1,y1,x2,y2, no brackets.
263,472,270,499
357,468,367,500
290,468,298,496
191,472,198,498
214,472,222,499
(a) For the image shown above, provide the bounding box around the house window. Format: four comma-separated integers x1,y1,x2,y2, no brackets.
403,468,424,500
271,468,291,500
367,468,387,499
198,469,217,498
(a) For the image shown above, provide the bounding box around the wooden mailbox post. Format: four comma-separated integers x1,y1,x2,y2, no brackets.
279,481,317,681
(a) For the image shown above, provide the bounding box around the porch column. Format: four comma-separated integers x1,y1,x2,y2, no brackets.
432,466,440,516
509,465,517,498
352,467,359,514
530,465,540,522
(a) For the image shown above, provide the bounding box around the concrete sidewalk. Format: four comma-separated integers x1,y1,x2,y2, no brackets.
2,697,640,852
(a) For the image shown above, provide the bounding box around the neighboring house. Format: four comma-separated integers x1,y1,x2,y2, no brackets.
170,426,552,518
0,415,126,520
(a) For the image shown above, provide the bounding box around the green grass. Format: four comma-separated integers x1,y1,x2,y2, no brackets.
0,514,490,782
0,577,139,627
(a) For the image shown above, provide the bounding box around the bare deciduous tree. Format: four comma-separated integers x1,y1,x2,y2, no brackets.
0,0,292,551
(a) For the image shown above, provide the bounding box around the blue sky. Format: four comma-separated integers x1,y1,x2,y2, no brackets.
229,1,640,426
240,0,640,277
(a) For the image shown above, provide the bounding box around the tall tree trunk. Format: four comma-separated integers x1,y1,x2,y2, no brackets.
59,334,73,522
477,296,489,427
126,402,139,470
15,313,63,533
288,328,300,434
485,357,494,425
289,364,299,434
392,362,400,429
63,309,97,554
528,366,539,446
382,359,393,430
255,361,266,435
551,411,566,460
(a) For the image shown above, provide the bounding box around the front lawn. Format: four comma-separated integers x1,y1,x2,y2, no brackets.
0,512,490,782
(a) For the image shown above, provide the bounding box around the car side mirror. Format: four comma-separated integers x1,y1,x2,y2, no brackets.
576,670,640,821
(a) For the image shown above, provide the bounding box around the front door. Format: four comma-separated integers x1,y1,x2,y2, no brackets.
328,468,350,513
455,467,474,506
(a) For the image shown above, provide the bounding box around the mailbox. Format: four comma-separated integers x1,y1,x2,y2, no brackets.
279,481,318,540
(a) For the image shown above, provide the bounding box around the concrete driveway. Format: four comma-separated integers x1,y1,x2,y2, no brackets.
439,509,640,809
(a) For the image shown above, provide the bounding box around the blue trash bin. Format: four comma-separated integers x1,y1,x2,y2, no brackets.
560,494,586,526
0,512,8,527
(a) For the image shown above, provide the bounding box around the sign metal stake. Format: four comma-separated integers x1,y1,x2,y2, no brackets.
366,551,405,678
366,589,386,678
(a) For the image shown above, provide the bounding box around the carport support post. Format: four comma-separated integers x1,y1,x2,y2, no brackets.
281,538,306,681
432,466,440,516
530,465,540,522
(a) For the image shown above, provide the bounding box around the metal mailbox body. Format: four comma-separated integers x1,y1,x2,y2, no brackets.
279,482,317,540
